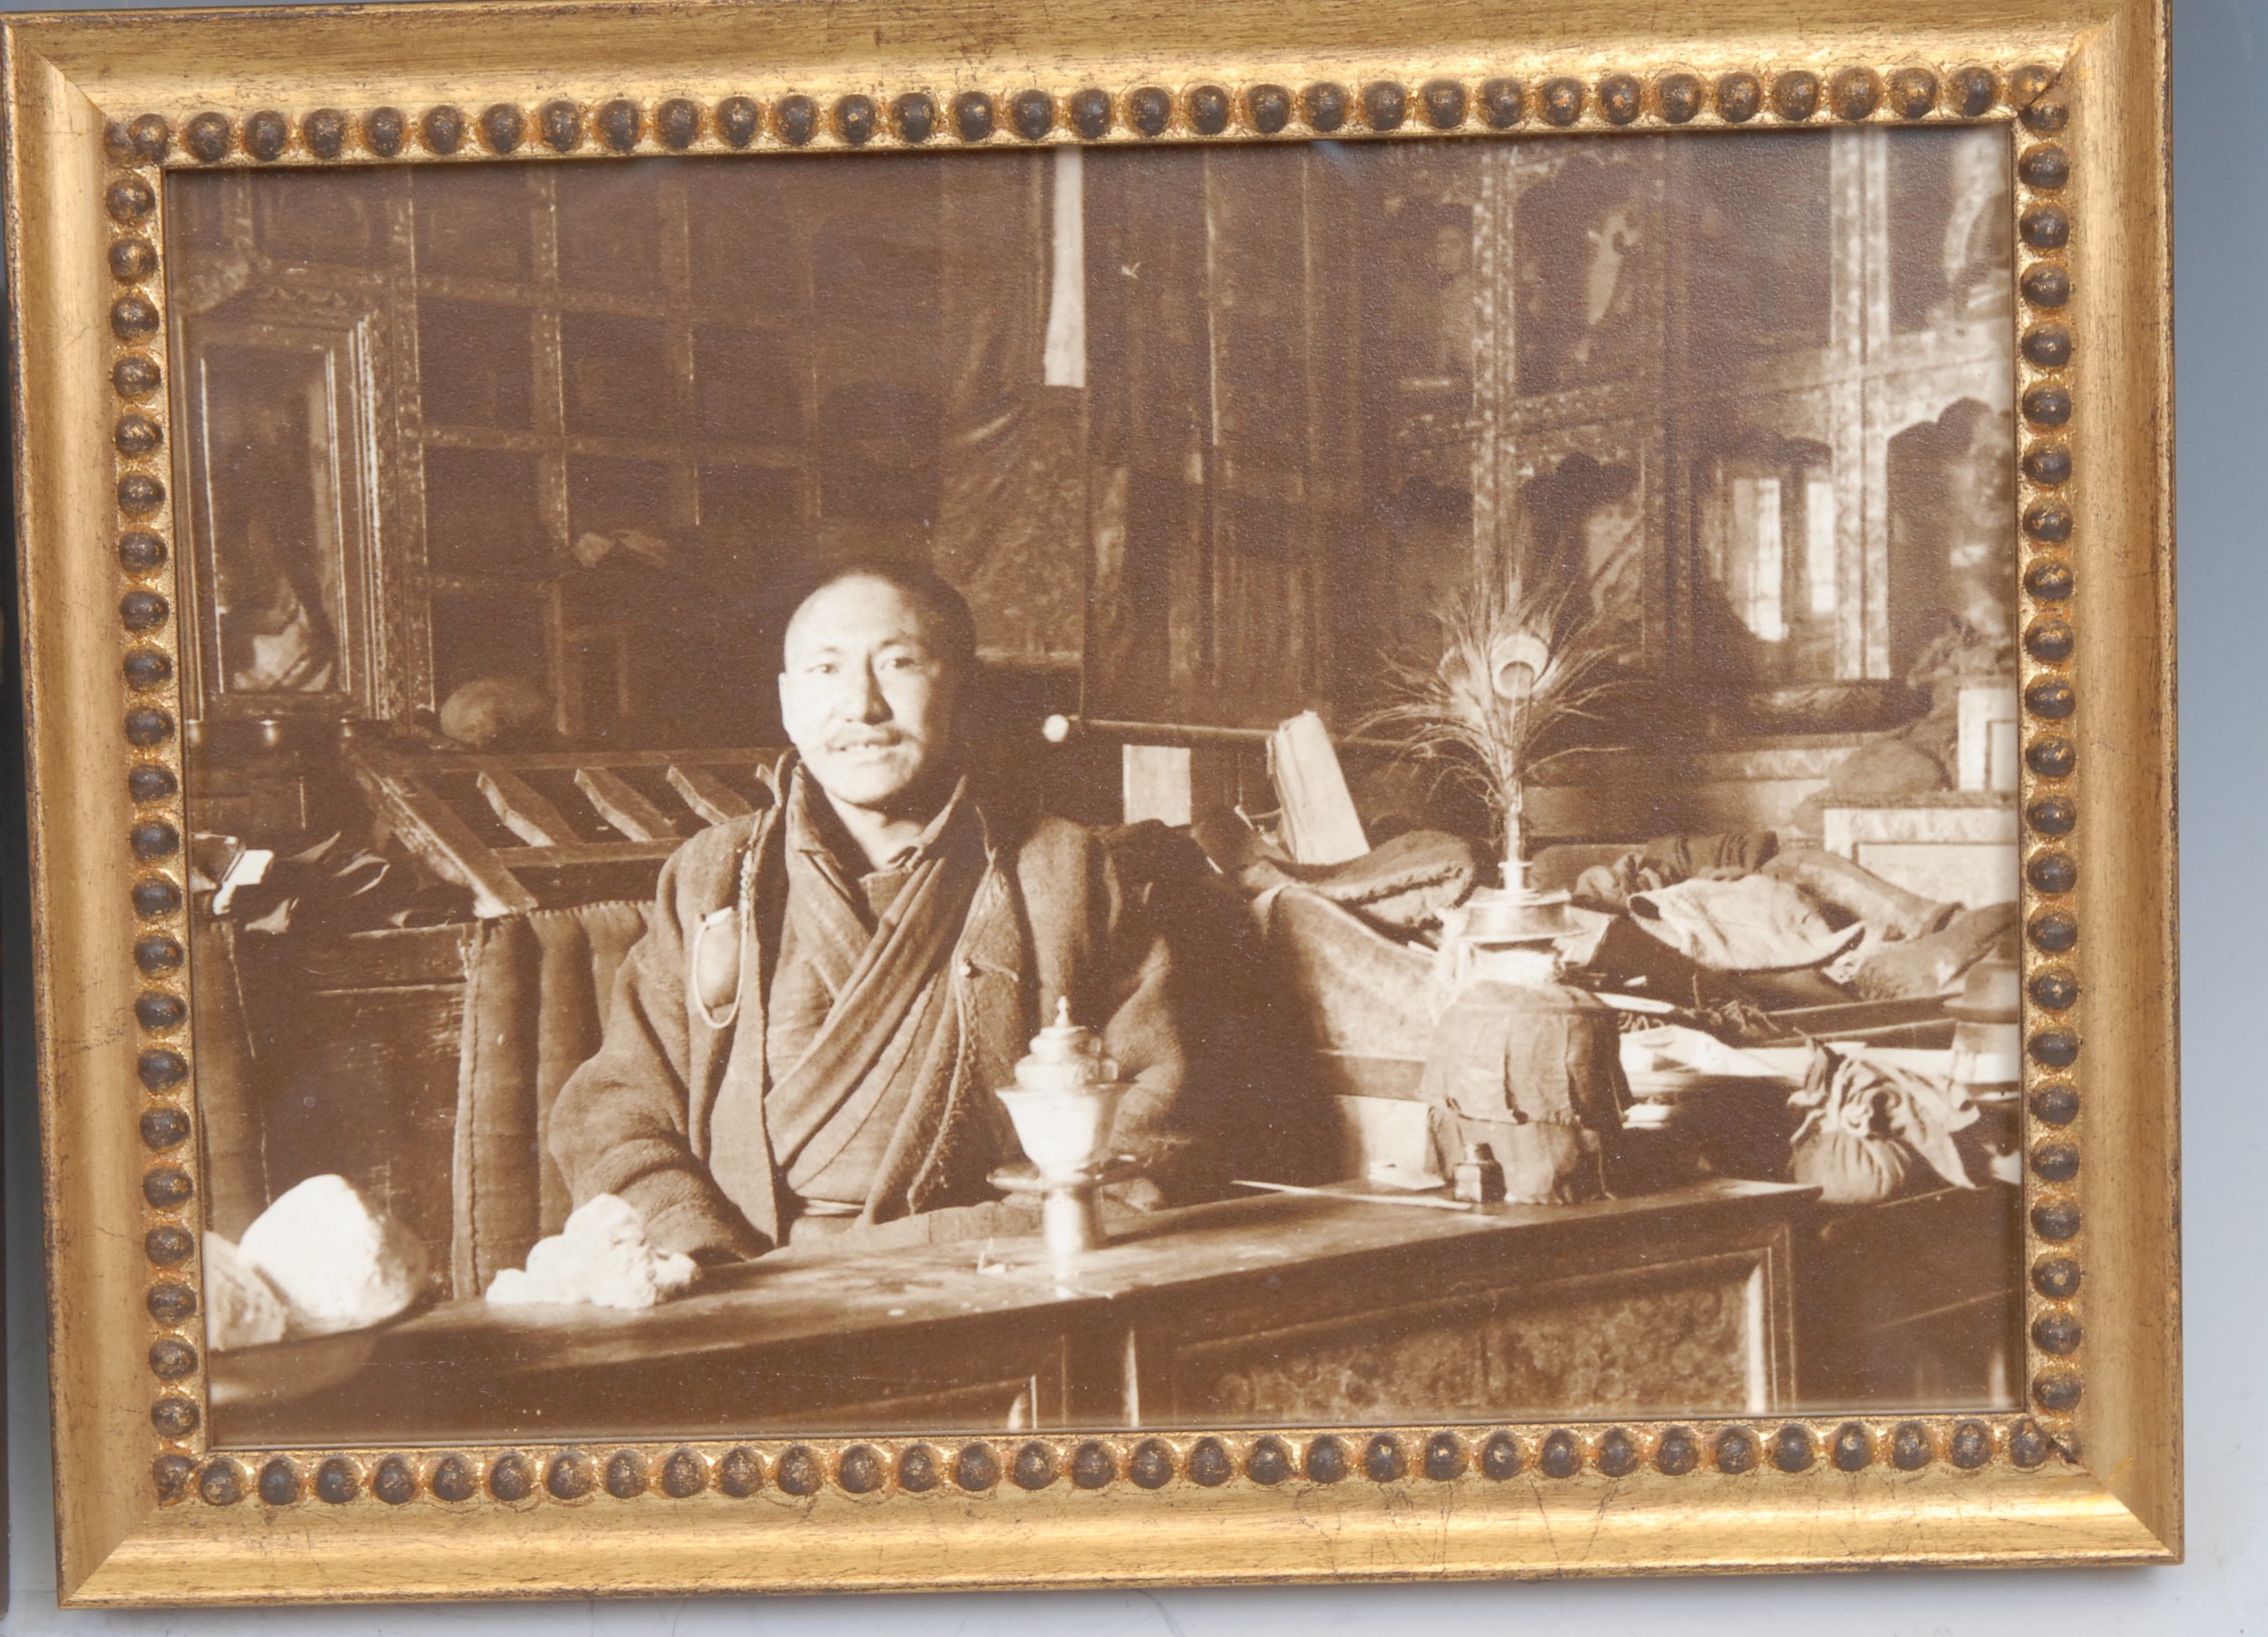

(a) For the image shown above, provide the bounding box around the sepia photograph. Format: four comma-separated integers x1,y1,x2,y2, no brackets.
167,123,2027,1448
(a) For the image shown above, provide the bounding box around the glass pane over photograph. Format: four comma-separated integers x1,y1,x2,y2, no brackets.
167,126,2022,1446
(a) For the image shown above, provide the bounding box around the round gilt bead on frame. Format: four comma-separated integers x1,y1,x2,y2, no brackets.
258,1457,301,1506
1127,86,1173,138
598,99,642,153
243,110,289,162
114,356,163,399
832,94,877,147
1478,77,1525,129
1129,1436,1175,1489
1070,1440,1116,1489
431,1454,478,1503
302,108,348,159
541,99,585,152
1890,1424,1933,1472
1419,78,1466,131
487,1452,534,1502
1246,84,1293,135
1007,89,1054,142
717,96,763,149
777,93,820,143
109,238,158,281
662,1447,710,1497
1887,66,1939,119
199,1460,248,1507
1829,67,1880,120
1068,87,1113,140
545,1450,596,1501
656,98,702,150
1009,1440,1058,1491
362,108,407,157
420,105,467,155
136,934,185,975
316,1456,361,1505
1358,79,1405,133
183,111,232,163
951,1442,999,1491
2023,323,2074,368
892,93,936,144
1950,65,1999,118
126,113,171,162
1769,1424,1816,1474
1770,71,1821,121
1657,73,1703,124
374,1455,420,1505
1830,1423,1872,1472
479,103,525,154
1188,1436,1234,1487
153,1453,196,1501
952,92,996,142
1716,72,1764,123
1301,83,1349,134
1597,73,1642,125
1948,1421,1992,1469
836,1444,885,1495
769,1445,822,1495
1188,84,1234,136
1246,1436,1294,1485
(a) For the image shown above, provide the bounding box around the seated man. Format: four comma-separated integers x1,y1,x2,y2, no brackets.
549,559,1195,1261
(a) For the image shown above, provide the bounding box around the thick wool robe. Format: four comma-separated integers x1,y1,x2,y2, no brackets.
548,779,1195,1260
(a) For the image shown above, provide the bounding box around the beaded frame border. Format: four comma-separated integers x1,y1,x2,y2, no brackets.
10,0,2175,1597
106,63,2086,1504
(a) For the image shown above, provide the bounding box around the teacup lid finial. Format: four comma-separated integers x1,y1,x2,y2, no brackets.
1014,996,1119,1086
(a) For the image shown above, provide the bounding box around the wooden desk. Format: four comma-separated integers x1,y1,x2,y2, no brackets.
217,1179,1813,1447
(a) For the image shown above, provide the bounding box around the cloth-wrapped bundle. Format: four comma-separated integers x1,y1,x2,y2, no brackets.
1416,978,1630,1203
1787,1043,1980,1205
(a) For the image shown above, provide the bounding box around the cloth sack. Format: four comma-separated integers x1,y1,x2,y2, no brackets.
1628,874,1866,974
1788,1043,1980,1205
1417,978,1628,1203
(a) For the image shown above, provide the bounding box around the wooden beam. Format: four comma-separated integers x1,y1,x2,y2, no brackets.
476,768,575,847
410,746,781,774
494,841,683,868
575,767,680,843
343,751,537,918
667,762,755,827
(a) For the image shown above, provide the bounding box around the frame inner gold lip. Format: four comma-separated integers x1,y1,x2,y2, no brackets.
57,37,2104,1575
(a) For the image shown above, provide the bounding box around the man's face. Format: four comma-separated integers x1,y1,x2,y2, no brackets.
778,574,962,816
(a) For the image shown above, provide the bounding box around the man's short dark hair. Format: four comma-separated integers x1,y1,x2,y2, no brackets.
774,555,980,681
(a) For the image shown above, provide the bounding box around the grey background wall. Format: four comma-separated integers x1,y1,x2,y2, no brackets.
0,0,2254,1628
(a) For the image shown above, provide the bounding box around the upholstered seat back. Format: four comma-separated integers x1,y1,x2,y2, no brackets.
450,900,651,1299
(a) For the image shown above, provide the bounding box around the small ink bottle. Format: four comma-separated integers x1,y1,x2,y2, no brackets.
1453,1142,1506,1204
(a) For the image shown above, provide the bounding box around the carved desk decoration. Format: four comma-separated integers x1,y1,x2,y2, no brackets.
2,0,2175,1605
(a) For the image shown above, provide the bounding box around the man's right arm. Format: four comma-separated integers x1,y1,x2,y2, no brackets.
548,837,768,1263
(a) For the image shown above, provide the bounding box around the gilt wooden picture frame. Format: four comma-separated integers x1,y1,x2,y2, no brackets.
3,0,2176,1605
